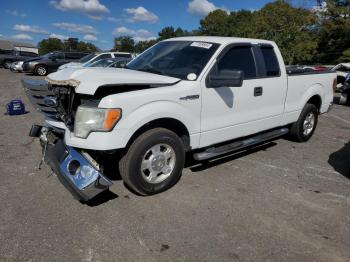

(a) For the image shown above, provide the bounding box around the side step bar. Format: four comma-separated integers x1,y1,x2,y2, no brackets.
193,128,289,161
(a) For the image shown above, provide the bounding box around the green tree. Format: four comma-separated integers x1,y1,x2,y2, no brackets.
38,38,64,55
158,26,188,40
338,48,350,62
76,41,99,52
254,1,318,64
64,38,79,51
316,0,350,63
200,10,231,36
134,39,158,53
113,36,135,52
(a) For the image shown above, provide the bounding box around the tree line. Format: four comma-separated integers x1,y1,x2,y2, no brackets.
114,0,350,65
38,37,98,55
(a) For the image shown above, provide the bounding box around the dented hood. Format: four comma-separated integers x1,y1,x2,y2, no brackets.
46,67,180,95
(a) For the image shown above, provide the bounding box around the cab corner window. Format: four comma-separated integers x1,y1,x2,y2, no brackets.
217,46,257,79
260,46,280,77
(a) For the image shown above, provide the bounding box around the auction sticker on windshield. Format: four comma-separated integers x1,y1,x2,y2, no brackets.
190,42,213,49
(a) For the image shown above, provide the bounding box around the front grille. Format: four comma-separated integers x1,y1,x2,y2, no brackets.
22,79,76,126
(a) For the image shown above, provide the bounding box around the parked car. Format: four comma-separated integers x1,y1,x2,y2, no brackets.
331,63,350,91
85,57,132,68
58,52,135,70
339,73,350,105
23,36,336,202
10,61,24,72
22,51,90,76
314,66,329,72
109,58,132,68
0,50,38,69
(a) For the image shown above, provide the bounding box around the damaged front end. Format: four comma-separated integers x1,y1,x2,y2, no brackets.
22,79,112,202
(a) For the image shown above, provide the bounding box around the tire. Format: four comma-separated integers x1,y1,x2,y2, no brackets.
119,128,185,195
289,103,318,142
339,93,348,105
35,65,47,76
3,61,12,69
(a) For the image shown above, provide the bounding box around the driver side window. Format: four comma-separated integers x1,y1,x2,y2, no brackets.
217,46,257,79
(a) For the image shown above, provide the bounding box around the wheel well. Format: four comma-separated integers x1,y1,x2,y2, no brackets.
307,95,322,111
127,118,191,151
35,64,47,69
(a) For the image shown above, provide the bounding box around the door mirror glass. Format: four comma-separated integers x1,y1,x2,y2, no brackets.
208,70,244,88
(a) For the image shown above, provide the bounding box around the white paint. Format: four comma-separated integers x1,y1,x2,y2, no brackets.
44,36,335,152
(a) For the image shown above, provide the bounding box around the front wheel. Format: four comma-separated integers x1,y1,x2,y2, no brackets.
289,103,318,142
119,128,185,195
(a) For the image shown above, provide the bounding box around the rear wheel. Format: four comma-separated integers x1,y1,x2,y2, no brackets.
119,128,185,195
35,65,47,76
289,103,318,142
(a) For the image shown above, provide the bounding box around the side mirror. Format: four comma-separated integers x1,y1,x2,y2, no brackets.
51,57,57,61
208,70,244,88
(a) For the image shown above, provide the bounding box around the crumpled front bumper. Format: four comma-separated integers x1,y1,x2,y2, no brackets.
42,133,112,202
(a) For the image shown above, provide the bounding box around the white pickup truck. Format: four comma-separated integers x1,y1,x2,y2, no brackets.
23,36,336,202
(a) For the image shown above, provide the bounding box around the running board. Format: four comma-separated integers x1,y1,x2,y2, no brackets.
193,128,289,161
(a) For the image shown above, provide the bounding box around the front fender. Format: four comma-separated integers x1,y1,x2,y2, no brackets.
114,100,200,148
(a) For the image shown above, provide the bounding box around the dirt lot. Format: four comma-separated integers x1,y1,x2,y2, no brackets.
0,68,349,262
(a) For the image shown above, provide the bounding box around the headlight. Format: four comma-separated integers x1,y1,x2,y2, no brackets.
74,106,122,138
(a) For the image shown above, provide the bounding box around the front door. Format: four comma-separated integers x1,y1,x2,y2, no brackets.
200,44,287,147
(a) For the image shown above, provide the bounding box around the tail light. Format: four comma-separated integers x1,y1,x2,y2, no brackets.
333,78,337,92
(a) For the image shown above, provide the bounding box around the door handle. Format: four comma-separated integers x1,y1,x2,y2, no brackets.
254,86,263,96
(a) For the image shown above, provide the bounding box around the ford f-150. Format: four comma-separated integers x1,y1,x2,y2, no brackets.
22,36,336,202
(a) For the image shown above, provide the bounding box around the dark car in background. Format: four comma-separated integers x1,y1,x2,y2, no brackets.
0,50,38,69
22,51,90,76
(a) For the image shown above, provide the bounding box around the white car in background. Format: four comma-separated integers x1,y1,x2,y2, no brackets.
331,63,350,91
58,52,134,70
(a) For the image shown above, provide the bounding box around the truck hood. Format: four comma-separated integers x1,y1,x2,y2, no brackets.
46,67,181,95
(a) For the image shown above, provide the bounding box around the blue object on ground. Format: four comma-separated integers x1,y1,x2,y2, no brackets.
6,99,26,115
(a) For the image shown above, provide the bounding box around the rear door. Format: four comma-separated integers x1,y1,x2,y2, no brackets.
200,43,287,147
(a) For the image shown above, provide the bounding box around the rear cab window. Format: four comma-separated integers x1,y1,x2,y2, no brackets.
259,45,280,77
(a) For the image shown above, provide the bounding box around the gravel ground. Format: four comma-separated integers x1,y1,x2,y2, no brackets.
0,68,349,262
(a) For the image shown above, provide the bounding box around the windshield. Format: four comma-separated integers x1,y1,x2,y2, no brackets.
41,52,55,59
79,53,96,63
127,41,220,80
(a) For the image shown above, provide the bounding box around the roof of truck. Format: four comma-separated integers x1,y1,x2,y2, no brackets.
165,36,275,45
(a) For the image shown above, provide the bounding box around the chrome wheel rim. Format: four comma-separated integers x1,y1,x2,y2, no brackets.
303,112,315,136
141,143,176,184
37,67,46,75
